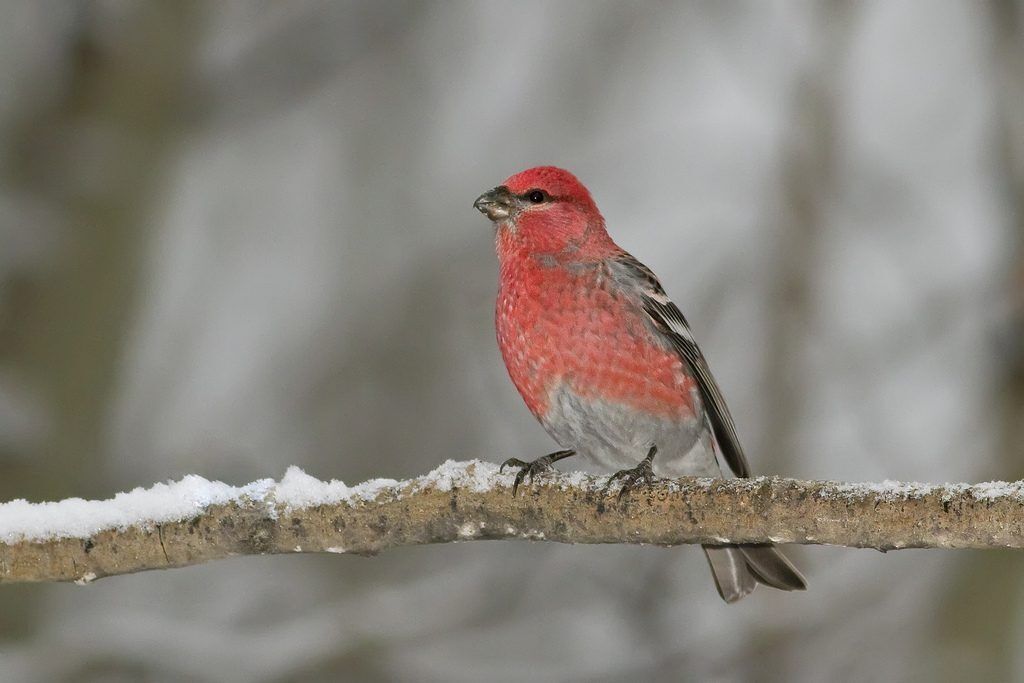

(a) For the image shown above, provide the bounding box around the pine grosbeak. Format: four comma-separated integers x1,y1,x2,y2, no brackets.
474,166,806,602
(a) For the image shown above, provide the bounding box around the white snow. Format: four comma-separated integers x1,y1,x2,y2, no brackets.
820,478,1024,503
457,522,480,538
0,460,510,544
2,461,1023,545
415,459,512,494
0,474,274,544
273,460,519,510
961,480,1024,501
273,465,399,509
74,572,97,586
824,479,939,500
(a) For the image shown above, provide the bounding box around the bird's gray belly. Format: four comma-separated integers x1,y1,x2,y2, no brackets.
541,384,723,478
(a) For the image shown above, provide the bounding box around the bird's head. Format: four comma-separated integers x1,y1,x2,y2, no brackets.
474,166,614,258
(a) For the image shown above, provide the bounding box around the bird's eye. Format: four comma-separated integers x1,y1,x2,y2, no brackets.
526,190,546,204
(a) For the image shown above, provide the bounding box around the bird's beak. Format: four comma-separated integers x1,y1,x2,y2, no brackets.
474,186,514,221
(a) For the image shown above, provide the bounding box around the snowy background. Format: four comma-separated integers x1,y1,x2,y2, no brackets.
1,1,1023,681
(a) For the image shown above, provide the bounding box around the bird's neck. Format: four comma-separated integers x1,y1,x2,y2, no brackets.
494,219,619,275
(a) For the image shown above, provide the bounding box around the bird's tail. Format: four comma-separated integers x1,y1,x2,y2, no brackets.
702,544,807,603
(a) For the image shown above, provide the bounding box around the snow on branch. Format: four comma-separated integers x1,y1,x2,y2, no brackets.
2,460,1024,585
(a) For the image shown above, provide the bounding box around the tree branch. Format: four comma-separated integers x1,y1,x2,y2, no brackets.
2,460,1023,585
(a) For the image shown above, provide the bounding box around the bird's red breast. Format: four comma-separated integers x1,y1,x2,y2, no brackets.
495,241,697,421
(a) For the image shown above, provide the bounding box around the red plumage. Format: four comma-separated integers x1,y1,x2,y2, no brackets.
495,237,697,420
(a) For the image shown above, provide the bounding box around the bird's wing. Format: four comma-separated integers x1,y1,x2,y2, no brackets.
609,253,751,478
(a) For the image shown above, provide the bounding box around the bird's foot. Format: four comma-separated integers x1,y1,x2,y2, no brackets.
500,450,576,497
604,445,659,501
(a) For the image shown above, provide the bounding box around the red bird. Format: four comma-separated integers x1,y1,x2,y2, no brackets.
474,166,806,603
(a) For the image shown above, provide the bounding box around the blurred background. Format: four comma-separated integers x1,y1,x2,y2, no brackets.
1,1,1022,680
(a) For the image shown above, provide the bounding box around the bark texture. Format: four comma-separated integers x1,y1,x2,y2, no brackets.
2,462,1024,585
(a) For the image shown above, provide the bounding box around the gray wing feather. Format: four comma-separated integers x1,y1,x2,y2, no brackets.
610,254,752,478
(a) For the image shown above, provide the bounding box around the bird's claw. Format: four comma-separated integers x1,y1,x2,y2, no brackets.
500,457,553,497
604,445,659,501
500,450,575,497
